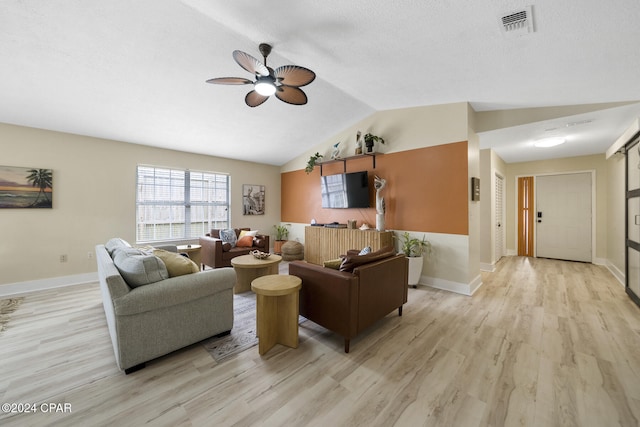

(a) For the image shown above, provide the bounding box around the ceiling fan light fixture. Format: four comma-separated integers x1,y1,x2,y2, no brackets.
534,137,566,148
254,78,276,96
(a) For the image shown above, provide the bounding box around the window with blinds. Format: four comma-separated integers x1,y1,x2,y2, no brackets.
136,165,230,243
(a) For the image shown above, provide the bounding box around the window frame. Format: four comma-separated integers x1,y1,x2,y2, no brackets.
135,165,230,244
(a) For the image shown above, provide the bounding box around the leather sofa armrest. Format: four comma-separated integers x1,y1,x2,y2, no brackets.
353,254,408,329
289,261,358,338
199,235,224,268
254,234,270,250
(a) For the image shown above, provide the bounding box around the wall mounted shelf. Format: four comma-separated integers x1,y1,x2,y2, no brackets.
319,153,382,175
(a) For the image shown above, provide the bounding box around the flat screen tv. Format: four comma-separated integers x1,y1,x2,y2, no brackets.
321,171,370,209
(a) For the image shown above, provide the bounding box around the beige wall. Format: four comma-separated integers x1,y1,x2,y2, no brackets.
504,154,608,261
281,102,470,173
0,123,281,287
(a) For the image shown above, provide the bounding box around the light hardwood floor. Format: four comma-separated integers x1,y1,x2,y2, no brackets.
1,256,640,426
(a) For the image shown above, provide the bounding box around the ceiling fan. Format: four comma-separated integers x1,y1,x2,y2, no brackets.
206,43,316,107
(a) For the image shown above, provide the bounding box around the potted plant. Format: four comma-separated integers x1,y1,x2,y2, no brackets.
397,232,431,287
363,133,385,153
305,152,323,174
273,224,289,254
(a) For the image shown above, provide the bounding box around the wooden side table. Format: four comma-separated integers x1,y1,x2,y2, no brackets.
230,254,282,294
251,274,302,356
177,244,202,270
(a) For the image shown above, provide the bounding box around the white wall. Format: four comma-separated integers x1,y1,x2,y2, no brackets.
0,123,281,288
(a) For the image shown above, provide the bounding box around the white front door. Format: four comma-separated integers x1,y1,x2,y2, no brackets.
495,173,504,262
536,172,592,262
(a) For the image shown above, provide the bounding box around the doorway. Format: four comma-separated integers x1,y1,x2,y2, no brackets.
495,172,505,262
536,172,592,262
625,138,640,306
516,172,594,262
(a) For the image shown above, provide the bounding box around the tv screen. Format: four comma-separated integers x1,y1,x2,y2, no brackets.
321,171,370,209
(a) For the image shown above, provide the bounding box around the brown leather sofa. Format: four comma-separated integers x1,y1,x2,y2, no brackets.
199,228,270,269
289,246,408,353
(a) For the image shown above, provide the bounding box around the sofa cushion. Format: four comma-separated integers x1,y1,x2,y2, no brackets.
323,258,343,270
358,246,372,255
220,229,237,247
239,229,258,239
105,238,131,256
112,248,169,288
153,249,199,277
339,245,396,273
236,235,254,247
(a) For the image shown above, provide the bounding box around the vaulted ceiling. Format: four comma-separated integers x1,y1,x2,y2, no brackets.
1,0,639,165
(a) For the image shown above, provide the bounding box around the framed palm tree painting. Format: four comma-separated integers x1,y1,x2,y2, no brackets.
0,166,53,208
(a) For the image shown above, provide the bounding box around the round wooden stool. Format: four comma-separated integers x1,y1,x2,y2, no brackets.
251,274,302,355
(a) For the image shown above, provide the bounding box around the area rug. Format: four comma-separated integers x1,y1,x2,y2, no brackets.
0,297,24,333
202,292,258,362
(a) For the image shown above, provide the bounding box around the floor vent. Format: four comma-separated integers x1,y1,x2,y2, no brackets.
500,6,534,37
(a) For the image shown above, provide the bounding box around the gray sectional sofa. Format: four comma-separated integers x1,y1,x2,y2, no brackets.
96,238,235,373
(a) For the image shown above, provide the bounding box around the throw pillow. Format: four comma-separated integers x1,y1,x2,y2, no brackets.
105,238,131,256
238,229,259,239
153,249,200,277
358,246,372,255
323,258,343,270
236,235,254,247
339,245,395,273
220,229,237,247
112,248,169,288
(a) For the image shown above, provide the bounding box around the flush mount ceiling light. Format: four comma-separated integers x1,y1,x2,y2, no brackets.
534,137,566,148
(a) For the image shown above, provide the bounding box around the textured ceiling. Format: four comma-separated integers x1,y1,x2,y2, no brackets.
1,0,639,165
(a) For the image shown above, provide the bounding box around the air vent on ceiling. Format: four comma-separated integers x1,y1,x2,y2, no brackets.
499,6,534,37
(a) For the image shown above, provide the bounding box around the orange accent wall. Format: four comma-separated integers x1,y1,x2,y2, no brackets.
281,141,469,235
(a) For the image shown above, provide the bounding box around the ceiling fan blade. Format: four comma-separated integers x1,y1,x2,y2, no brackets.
233,50,269,77
206,77,253,85
245,90,269,107
274,65,316,87
275,86,308,105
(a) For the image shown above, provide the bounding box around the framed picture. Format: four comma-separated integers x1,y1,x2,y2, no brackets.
0,166,53,209
243,184,265,215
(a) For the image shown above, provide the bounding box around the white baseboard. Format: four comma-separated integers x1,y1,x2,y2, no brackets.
480,262,495,272
418,274,483,296
606,261,625,287
0,272,98,297
506,249,517,256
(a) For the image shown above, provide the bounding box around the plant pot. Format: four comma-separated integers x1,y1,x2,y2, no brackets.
365,141,375,153
274,240,287,254
407,256,423,287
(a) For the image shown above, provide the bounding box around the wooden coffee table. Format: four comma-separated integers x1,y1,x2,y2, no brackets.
251,274,302,355
230,254,282,294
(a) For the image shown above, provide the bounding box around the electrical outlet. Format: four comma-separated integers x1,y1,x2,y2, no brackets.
60,254,67,263
87,251,93,259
